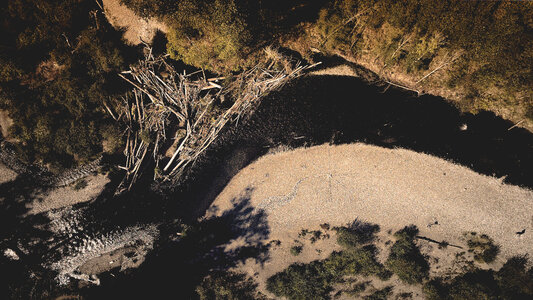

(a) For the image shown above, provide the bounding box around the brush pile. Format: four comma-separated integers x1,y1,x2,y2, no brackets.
113,48,317,192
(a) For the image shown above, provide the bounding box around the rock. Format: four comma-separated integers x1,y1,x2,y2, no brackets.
3,248,20,260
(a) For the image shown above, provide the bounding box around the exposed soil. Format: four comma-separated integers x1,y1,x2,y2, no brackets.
0,163,17,184
207,143,533,298
28,174,109,215
0,110,14,142
101,0,167,45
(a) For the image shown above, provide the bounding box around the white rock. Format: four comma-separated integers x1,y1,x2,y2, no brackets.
3,248,20,260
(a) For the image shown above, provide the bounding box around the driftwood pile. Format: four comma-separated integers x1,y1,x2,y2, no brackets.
114,48,317,191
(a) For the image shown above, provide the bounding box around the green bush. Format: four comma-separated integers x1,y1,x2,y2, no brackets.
0,0,134,166
313,0,533,125
465,232,500,263
447,269,499,300
290,245,303,256
495,256,533,299
343,282,368,297
267,244,389,299
422,256,533,300
196,271,264,300
266,260,334,300
385,226,429,284
334,221,380,249
165,0,252,72
422,279,446,300
363,286,393,300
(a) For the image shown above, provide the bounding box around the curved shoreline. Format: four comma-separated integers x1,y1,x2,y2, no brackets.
210,143,533,259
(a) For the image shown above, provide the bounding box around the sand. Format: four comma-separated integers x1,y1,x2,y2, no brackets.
207,143,533,298
0,163,17,184
28,174,109,215
102,0,167,45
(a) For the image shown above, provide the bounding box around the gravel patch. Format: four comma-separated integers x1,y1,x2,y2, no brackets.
207,143,533,295
28,174,109,215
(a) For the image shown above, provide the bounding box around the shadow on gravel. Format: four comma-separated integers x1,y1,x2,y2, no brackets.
0,173,59,299
84,190,270,299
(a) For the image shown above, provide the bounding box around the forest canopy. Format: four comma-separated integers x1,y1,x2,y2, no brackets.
0,0,532,167
0,0,136,168
313,0,532,122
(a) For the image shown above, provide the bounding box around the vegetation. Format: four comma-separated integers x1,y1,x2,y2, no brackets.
269,222,533,299
423,256,533,300
299,228,330,243
312,0,533,127
333,221,380,248
72,179,88,191
343,282,368,297
465,232,500,263
195,271,265,300
267,245,390,299
2,0,532,167
363,286,393,300
290,245,303,256
266,222,389,299
121,0,257,72
0,0,135,168
385,226,429,284
120,0,330,73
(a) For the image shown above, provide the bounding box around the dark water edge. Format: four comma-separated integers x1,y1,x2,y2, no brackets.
2,73,533,299
174,74,533,219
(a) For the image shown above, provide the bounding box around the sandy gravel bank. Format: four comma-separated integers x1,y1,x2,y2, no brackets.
207,143,533,297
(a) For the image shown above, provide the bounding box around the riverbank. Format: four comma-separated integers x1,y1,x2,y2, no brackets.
207,143,533,298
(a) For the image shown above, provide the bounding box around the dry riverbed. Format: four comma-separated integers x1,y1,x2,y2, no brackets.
207,143,533,298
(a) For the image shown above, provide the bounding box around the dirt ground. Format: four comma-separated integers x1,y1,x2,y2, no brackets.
28,174,110,215
0,109,14,142
0,163,17,184
206,143,533,298
101,0,167,45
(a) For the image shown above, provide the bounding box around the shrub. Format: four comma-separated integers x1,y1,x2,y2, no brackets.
290,245,303,256
312,0,533,127
465,232,500,263
165,0,253,72
495,256,533,299
196,271,264,300
364,286,393,300
267,244,390,299
344,282,368,297
422,256,533,300
72,179,88,191
448,269,499,300
422,279,446,300
0,0,135,166
266,261,334,300
385,226,429,284
334,220,380,249
324,245,391,280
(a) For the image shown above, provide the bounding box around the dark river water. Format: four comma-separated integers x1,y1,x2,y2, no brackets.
2,72,533,298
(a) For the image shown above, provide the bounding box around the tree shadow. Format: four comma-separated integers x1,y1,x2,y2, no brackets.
0,172,60,298
225,75,533,189
83,187,270,299
173,71,533,225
